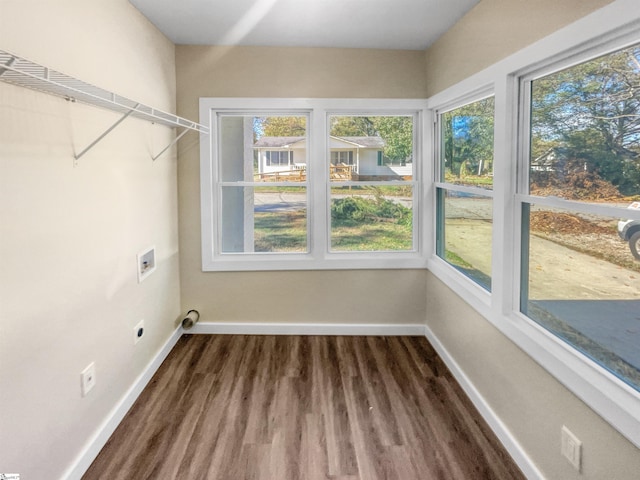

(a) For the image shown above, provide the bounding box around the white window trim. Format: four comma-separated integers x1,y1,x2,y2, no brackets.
200,98,428,271
427,0,640,448
433,91,496,291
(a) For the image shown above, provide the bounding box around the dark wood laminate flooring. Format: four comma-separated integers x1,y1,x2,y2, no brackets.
83,335,525,480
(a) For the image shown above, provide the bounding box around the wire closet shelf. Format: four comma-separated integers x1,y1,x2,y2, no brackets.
0,49,209,160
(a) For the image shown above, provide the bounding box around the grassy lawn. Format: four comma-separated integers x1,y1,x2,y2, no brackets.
253,210,413,252
331,220,412,251
331,185,413,197
444,172,493,188
254,210,307,252
444,249,492,291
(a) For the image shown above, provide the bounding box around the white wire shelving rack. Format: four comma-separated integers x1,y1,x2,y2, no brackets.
0,49,209,160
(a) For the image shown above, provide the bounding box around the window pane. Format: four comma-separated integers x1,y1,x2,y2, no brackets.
220,115,307,183
329,115,414,181
437,189,492,290
330,186,413,251
221,186,307,253
522,204,640,390
440,97,494,189
530,43,640,202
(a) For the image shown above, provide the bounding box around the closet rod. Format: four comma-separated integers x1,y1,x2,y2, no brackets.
0,49,208,160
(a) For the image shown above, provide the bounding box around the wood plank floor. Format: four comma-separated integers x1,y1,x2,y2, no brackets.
83,335,525,480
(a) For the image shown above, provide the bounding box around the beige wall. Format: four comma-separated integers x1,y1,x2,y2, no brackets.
0,1,180,478
424,0,615,96
2,1,637,479
176,45,428,325
424,0,640,478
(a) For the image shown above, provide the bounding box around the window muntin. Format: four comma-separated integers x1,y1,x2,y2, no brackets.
520,42,640,392
201,99,425,271
436,96,495,290
328,115,417,252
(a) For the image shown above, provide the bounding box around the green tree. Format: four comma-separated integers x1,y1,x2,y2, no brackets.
330,116,377,136
531,44,640,195
330,115,414,163
260,116,307,137
373,116,413,163
442,97,495,178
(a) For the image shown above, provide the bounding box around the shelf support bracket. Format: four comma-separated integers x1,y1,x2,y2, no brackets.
0,56,16,77
151,127,191,161
74,104,140,161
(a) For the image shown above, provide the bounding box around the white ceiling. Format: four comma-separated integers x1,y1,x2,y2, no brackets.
129,0,480,50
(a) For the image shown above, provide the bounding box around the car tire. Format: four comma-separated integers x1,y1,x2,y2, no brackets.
630,231,640,261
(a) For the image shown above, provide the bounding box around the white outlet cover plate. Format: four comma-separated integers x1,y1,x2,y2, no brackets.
561,425,582,471
134,319,145,344
81,362,96,397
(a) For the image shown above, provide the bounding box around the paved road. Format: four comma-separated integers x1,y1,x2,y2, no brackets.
446,218,640,372
254,192,307,212
446,218,639,300
253,191,412,212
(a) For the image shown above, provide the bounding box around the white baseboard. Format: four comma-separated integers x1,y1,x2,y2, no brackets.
63,322,539,480
423,324,544,480
187,321,427,336
63,326,183,480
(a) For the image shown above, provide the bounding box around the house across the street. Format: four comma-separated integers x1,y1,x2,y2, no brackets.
253,135,412,180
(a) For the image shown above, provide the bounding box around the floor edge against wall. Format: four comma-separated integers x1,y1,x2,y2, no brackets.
64,322,540,479
424,324,544,480
63,326,184,480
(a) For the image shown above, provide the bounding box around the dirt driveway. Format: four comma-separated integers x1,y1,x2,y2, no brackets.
446,218,639,300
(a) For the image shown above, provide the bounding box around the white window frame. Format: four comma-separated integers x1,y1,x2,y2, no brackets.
200,98,428,271
330,150,354,165
265,150,293,166
427,1,640,449
433,91,495,292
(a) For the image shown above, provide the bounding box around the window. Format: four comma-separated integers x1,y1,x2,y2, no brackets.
265,151,293,166
330,150,354,165
520,42,640,391
435,96,495,291
216,114,308,255
200,98,426,271
329,115,416,253
427,10,640,448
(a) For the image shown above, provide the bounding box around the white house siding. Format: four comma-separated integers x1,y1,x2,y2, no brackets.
355,149,379,173
258,147,306,174
359,164,413,178
257,137,402,177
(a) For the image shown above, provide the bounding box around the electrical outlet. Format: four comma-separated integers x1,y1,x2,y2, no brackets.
561,425,582,472
134,319,145,345
81,362,96,397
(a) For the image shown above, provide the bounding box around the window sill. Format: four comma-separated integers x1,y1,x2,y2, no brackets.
427,256,640,449
202,252,428,272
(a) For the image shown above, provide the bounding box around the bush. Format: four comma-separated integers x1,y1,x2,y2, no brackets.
530,159,622,200
331,195,411,226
